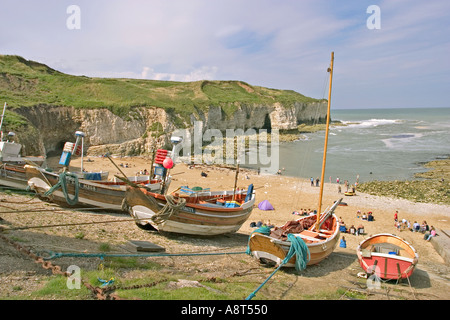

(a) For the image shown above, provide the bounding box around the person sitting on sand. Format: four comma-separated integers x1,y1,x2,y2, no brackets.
356,224,365,235
425,226,436,241
201,171,208,178
362,213,367,220
349,225,356,235
339,236,346,248
413,221,420,232
367,212,374,222
420,221,429,233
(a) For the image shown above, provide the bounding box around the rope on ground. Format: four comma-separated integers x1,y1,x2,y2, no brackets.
245,234,310,300
151,194,186,224
44,171,79,206
41,250,247,260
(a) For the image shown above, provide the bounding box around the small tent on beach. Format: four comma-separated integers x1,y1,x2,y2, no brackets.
258,200,274,211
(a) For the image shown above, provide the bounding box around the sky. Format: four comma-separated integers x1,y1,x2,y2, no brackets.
1,0,449,109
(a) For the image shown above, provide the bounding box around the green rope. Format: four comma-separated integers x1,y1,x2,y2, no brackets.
245,233,310,300
44,171,79,206
245,225,272,255
41,250,247,260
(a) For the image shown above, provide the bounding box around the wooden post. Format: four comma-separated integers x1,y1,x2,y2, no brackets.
233,163,240,201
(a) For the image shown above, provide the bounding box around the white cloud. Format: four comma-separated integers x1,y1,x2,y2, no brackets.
141,66,218,82
1,0,449,108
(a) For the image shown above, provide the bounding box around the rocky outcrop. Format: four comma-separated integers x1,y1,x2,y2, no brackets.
11,100,327,157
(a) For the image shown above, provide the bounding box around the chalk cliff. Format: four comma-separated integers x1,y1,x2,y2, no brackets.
0,55,328,157
12,100,327,157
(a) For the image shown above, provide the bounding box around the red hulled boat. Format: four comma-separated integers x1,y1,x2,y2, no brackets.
356,233,419,280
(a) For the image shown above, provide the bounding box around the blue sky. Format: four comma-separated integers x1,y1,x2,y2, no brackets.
1,0,449,109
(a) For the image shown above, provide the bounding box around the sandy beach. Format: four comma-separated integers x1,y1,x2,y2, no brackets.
77,155,450,266
1,155,449,300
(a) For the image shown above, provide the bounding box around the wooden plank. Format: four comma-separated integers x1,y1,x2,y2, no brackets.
127,240,166,252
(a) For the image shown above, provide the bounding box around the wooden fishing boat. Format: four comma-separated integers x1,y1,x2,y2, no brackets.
247,52,341,270
25,131,174,211
25,164,166,211
248,199,342,267
0,103,46,190
356,233,419,280
124,183,256,236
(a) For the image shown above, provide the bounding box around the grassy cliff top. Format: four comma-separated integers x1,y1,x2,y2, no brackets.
0,55,321,118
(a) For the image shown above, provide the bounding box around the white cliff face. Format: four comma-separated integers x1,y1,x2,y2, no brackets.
193,101,327,131
13,100,327,156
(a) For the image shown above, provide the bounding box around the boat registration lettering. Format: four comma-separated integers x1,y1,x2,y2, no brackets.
80,183,96,192
184,206,195,213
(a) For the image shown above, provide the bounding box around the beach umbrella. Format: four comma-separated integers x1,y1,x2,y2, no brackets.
258,200,274,211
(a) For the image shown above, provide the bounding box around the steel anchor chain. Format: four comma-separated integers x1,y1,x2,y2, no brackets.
0,232,118,299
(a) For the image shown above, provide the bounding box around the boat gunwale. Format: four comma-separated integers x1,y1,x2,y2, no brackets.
356,233,419,272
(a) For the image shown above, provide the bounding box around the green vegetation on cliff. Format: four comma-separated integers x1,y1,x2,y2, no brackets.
0,55,321,122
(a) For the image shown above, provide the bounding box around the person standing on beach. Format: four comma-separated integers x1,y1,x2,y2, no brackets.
311,177,314,186
394,210,398,222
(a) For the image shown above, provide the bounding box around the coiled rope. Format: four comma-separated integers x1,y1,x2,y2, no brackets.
44,172,79,206
151,194,186,224
245,233,310,300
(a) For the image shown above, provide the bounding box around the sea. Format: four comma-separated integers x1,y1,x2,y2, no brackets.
251,107,450,183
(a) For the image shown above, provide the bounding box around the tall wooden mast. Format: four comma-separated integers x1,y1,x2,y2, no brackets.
316,52,334,231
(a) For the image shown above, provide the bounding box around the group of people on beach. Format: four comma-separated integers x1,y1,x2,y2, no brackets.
394,210,435,240
292,208,317,216
338,215,365,236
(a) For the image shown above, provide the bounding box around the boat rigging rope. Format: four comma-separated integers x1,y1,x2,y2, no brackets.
245,233,310,300
44,171,79,206
150,194,186,224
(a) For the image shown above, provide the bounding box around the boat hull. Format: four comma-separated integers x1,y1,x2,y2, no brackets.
0,164,29,190
125,185,256,236
248,215,340,267
25,165,163,212
356,233,419,280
